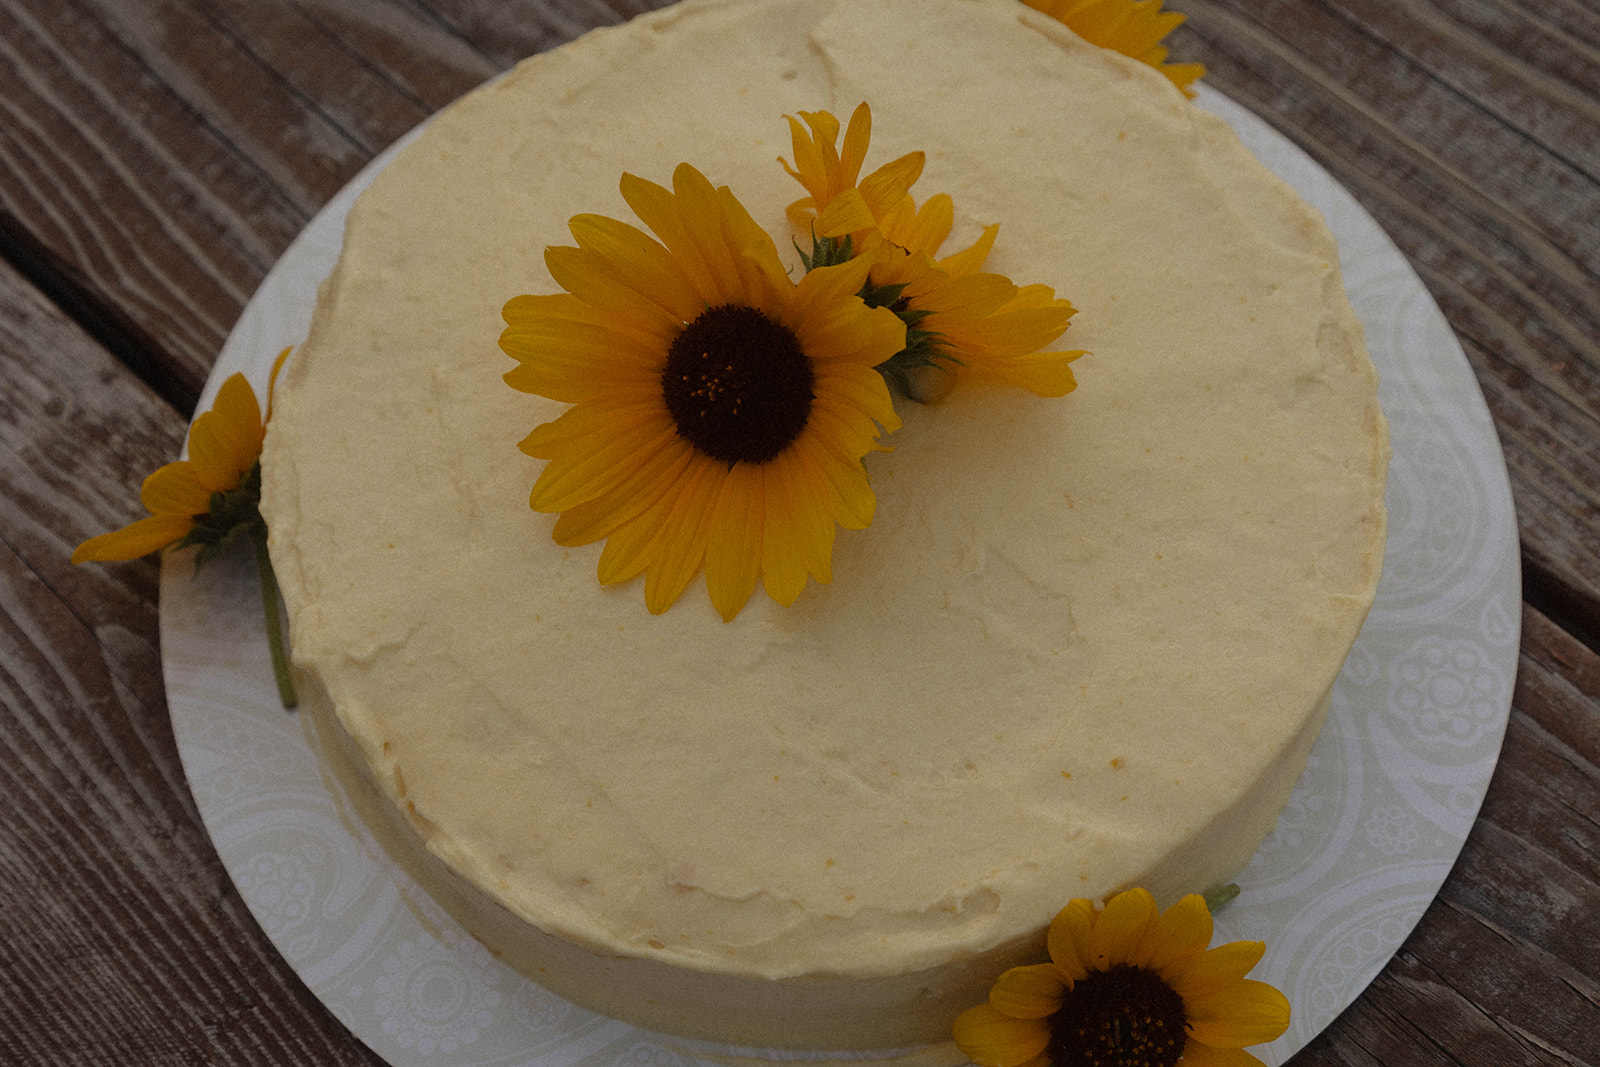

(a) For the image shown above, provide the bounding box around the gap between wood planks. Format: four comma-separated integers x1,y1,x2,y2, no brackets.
0,209,197,418
1522,561,1600,663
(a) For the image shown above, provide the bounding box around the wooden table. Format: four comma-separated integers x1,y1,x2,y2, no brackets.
3,1,1596,1063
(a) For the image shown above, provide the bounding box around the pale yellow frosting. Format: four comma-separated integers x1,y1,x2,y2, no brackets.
260,0,1388,1049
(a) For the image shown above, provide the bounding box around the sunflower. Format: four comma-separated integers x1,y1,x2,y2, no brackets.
499,163,906,622
953,888,1290,1067
782,107,1082,402
74,347,297,706
73,349,289,565
1023,0,1206,96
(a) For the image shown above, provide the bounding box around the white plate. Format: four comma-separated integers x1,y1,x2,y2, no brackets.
162,85,1520,1066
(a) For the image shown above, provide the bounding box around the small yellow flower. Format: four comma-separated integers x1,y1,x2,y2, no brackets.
781,102,925,241
1023,0,1206,96
74,348,297,707
73,349,289,564
500,163,906,621
781,106,1082,402
954,888,1290,1067
869,195,1082,400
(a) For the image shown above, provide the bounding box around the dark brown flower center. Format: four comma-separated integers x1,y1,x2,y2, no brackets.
1047,966,1188,1067
661,304,814,465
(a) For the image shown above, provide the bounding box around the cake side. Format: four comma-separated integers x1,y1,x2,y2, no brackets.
260,0,1388,1049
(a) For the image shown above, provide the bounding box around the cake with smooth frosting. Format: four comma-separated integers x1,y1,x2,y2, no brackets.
259,0,1389,1049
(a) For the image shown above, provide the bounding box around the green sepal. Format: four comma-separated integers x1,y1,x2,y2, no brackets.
1202,883,1241,913
856,277,963,400
797,230,854,271
175,460,266,573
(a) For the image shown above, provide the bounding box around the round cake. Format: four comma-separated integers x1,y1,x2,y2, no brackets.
260,0,1389,1050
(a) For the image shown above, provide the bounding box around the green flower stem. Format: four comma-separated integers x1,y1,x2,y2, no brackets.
1203,883,1240,912
252,528,298,709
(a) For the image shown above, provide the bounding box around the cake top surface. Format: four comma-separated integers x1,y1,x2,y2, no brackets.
260,0,1387,980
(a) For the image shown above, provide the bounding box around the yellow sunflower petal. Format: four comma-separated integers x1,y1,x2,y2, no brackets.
265,346,292,423
780,450,841,587
759,453,838,605
875,195,920,250
139,460,215,516
790,423,877,530
949,304,1079,355
837,102,872,189
1164,940,1265,999
1184,980,1291,1048
951,1003,1052,1067
1076,0,1184,55
790,275,905,369
1143,892,1214,972
880,193,955,258
815,190,881,239
812,367,901,439
544,241,693,336
1047,898,1096,982
516,388,660,458
528,409,678,515
643,457,725,614
785,252,876,329
592,446,717,591
702,463,766,622
858,150,926,220
567,211,705,322
619,170,722,305
960,350,1083,398
501,292,666,357
781,109,842,210
989,963,1068,1019
790,406,883,527
595,480,681,587
1163,61,1207,94
912,271,1017,319
502,332,663,405
500,314,663,378
70,513,197,563
1177,1042,1269,1067
669,164,753,303
783,110,830,184
503,291,663,336
936,222,999,278
187,374,263,492
1007,282,1079,315
1024,0,1205,96
1088,888,1159,971
550,439,696,547
715,183,792,310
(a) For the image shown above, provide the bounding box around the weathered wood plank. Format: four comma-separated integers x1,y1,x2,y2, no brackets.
0,0,302,405
0,0,501,409
288,0,501,112
0,257,381,1066
409,0,672,69
0,0,682,416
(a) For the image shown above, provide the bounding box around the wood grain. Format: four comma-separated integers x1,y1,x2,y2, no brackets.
0,257,385,1066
